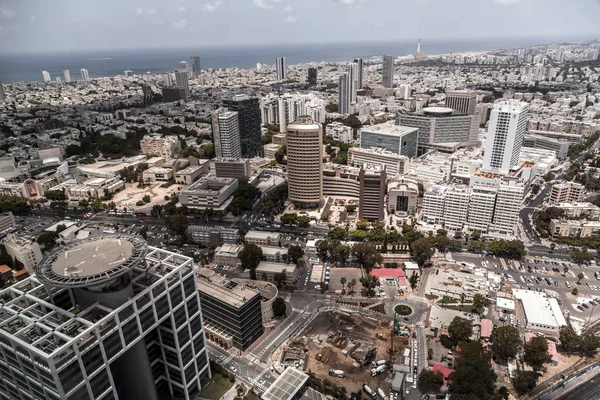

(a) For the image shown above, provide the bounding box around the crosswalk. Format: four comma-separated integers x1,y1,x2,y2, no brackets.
245,353,269,370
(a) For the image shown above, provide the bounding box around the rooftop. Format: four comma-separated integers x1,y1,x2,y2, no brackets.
256,261,294,274
360,122,418,136
261,367,309,400
513,289,567,329
196,268,259,308
245,230,280,240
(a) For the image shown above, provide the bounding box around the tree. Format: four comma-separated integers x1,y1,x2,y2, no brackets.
348,278,357,293
168,213,188,236
577,272,585,285
550,243,556,253
274,271,287,288
580,331,600,357
351,243,382,270
472,293,489,310
572,251,593,266
433,235,450,253
239,244,263,280
491,326,521,361
316,239,333,261
140,226,148,239
459,293,466,311
524,337,552,371
367,228,386,243
55,224,67,234
417,369,444,394
512,370,539,396
411,238,434,268
36,231,59,249
572,288,579,296
487,239,526,259
50,201,68,219
332,245,350,266
448,317,473,343
559,327,600,357
44,189,67,201
449,341,497,399
288,245,304,264
349,229,367,241
142,195,151,203
340,277,347,292
356,220,370,230
328,227,347,240
409,272,419,290
297,216,311,228
436,228,448,237
563,266,569,276
272,297,286,318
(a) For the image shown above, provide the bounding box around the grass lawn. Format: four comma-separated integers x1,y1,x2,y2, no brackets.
199,374,234,400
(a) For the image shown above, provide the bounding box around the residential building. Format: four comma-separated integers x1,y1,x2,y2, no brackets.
213,244,243,267
468,184,497,233
359,164,386,222
523,134,570,159
245,231,281,247
555,202,600,220
80,68,89,81
196,269,263,351
307,68,317,85
338,73,350,114
492,180,524,235
175,69,190,98
286,116,323,208
124,69,133,77
398,84,411,100
140,135,183,159
264,143,281,159
549,219,600,238
223,95,262,158
0,237,210,400
260,93,326,133
396,108,478,155
387,178,419,215
276,57,287,81
445,90,477,115
347,62,359,103
0,212,15,234
359,122,418,158
382,55,394,88
212,110,242,159
179,60,188,70
190,56,201,77
186,225,239,245
255,261,297,286
0,81,5,102
483,100,529,175
42,71,51,82
443,187,470,230
175,164,209,185
63,69,71,82
326,122,353,143
348,147,410,176
422,186,447,225
213,158,251,180
179,175,239,209
260,246,288,263
4,234,43,275
354,58,364,89
549,182,585,204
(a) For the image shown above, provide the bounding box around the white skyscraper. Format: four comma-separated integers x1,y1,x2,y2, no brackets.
338,73,350,115
347,62,359,103
165,72,174,86
80,68,89,81
212,109,242,158
276,57,287,81
353,58,364,89
42,71,51,82
382,55,394,88
190,56,201,77
483,100,529,175
175,69,190,98
55,77,61,84
179,60,188,70
63,69,71,82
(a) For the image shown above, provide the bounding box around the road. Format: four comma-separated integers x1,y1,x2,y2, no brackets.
544,366,600,400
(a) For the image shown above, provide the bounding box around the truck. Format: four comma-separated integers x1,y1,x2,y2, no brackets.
377,388,389,400
370,365,386,376
376,333,386,341
329,369,344,378
371,360,387,368
362,384,377,399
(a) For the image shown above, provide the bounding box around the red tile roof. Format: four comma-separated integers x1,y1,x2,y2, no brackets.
433,363,455,380
0,265,11,274
480,319,493,338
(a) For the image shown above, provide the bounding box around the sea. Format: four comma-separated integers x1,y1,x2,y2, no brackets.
0,36,593,84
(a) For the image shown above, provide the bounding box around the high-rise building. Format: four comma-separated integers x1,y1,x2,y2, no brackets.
353,58,364,89
0,236,210,400
165,72,174,86
140,135,183,158
443,187,470,230
382,55,394,89
387,178,419,215
179,60,188,71
548,182,585,204
483,100,529,175
175,69,190,99
223,94,262,158
307,68,317,85
398,84,412,100
445,90,477,115
359,164,387,221
162,87,187,102
0,81,5,103
359,122,419,158
63,69,71,82
492,180,524,235
260,93,326,133
80,68,89,81
338,73,350,114
347,62,359,104
190,56,201,77
286,116,323,207
42,71,51,82
124,69,134,77
415,39,426,60
212,109,242,158
276,57,287,81
55,77,61,84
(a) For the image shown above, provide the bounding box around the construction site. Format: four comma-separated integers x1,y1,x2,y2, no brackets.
275,309,410,395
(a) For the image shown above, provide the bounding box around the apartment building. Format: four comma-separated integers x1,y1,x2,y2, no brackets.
140,135,182,158
3,234,43,275
549,182,585,205
549,219,600,238
255,262,298,286
244,231,280,247
0,212,15,234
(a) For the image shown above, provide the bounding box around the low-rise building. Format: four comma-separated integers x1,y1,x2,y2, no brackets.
142,167,173,182
255,261,298,286
326,121,353,143
348,147,410,176
0,212,15,235
3,234,43,275
214,243,243,267
186,225,240,245
549,219,600,238
523,134,570,159
245,230,281,246
322,163,361,198
50,177,124,200
263,143,282,159
213,158,251,179
174,164,209,185
555,202,600,220
179,175,239,209
260,246,288,263
140,135,182,158
513,289,567,333
549,182,585,205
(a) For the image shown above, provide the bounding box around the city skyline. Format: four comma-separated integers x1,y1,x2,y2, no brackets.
0,0,598,53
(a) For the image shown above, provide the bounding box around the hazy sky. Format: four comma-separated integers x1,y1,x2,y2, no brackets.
0,0,599,53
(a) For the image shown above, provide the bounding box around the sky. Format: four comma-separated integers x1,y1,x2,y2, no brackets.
0,0,599,53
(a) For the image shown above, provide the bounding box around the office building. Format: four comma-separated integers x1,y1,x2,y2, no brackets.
140,135,183,159
255,262,297,286
354,58,364,89
162,87,187,102
443,187,470,230
3,234,42,276
186,225,240,245
338,73,350,114
223,95,262,158
382,55,394,88
244,231,281,247
42,71,51,82
286,116,323,208
388,178,419,215
0,212,15,234
276,57,287,81
0,81,5,103
63,69,71,82
349,147,410,176
445,90,477,115
179,60,188,70
175,69,190,98
483,100,529,175
492,180,524,235
523,134,570,159
80,68,89,81
396,107,478,155
213,158,251,180
308,68,317,85
124,69,133,77
359,164,386,222
190,56,201,77
513,289,567,333
0,236,210,400
347,62,359,103
212,110,242,159
548,182,585,204
179,175,239,209
359,122,418,158
196,269,263,351
56,77,62,84
398,84,412,100
322,164,361,199
175,164,210,185
554,202,600,220
468,184,498,233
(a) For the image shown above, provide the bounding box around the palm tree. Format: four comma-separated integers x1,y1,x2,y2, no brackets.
577,272,585,285
550,243,556,253
563,266,569,276
349,278,357,293
459,293,466,311
340,277,347,293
